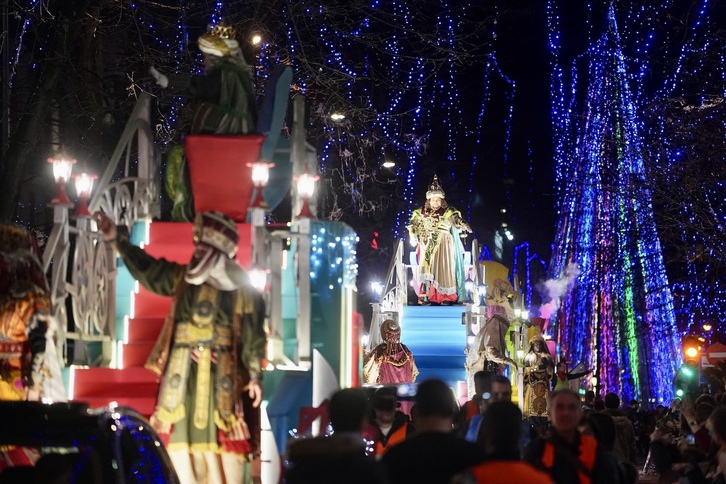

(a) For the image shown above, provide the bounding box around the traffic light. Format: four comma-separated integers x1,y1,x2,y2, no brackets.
682,334,702,366
674,363,699,397
675,334,703,397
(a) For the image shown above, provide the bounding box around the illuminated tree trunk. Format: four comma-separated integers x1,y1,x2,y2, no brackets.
549,5,681,403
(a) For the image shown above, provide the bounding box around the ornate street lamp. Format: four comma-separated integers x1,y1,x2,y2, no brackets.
248,161,274,209
370,280,383,303
47,147,76,206
464,276,475,304
72,168,98,217
248,266,270,293
477,284,487,306
295,173,319,219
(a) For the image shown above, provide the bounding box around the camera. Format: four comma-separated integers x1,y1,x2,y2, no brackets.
396,383,417,398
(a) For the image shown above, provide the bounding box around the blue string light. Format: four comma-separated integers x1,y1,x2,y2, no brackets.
547,4,681,403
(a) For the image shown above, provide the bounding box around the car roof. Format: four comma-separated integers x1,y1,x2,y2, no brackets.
0,401,109,447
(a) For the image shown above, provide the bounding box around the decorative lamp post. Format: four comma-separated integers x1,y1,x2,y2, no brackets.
249,267,269,293
370,280,383,303
295,173,319,218
464,276,475,304
477,284,487,306
72,169,97,217
47,148,76,206
248,161,274,209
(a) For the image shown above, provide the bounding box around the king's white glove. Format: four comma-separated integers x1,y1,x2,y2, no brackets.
149,66,169,88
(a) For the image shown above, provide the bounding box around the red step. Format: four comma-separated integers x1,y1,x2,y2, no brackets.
132,290,173,319
71,367,160,417
120,342,156,368
125,317,165,343
72,367,159,394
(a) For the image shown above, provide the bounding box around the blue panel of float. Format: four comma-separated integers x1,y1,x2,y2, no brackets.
399,305,467,388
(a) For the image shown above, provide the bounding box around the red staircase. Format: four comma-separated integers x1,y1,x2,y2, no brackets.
70,222,252,418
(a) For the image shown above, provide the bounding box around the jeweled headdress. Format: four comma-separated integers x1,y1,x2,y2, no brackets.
381,319,401,343
193,211,239,258
425,174,445,199
198,23,240,58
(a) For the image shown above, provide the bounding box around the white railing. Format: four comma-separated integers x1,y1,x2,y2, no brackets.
43,93,159,366
368,237,480,350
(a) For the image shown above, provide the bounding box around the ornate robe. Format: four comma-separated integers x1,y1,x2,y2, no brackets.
114,234,266,456
407,206,468,304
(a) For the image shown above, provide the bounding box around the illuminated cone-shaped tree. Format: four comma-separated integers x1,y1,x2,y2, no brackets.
549,5,680,403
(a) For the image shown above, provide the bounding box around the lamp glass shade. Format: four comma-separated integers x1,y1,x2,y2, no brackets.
296,174,319,199
464,277,475,293
74,172,97,199
49,157,75,184
249,267,269,293
250,162,272,187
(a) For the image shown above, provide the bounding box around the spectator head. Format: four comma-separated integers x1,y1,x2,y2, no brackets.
372,386,398,425
604,392,620,410
629,399,639,409
584,390,596,405
579,412,617,451
707,406,726,445
478,401,523,456
695,394,716,408
696,402,715,424
491,375,512,402
549,389,583,438
473,371,494,398
414,379,457,419
330,388,369,433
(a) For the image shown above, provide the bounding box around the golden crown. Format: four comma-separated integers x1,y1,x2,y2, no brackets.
426,174,445,199
209,23,236,40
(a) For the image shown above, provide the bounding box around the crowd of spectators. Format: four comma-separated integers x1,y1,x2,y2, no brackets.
282,375,726,484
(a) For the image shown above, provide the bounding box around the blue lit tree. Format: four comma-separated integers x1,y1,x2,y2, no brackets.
548,5,681,402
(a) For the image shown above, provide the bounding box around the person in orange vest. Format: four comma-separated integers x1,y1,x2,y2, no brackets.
365,387,416,458
451,401,553,483
523,389,618,484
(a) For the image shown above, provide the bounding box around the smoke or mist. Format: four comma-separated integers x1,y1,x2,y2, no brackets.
538,262,580,319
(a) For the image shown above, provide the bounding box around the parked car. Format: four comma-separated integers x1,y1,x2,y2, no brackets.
0,400,179,483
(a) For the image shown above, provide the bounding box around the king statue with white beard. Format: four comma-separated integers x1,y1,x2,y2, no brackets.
94,210,266,484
